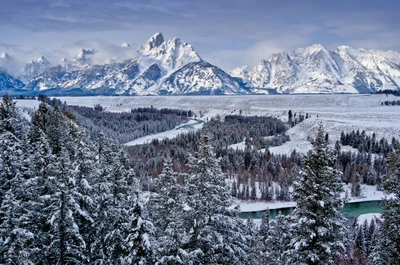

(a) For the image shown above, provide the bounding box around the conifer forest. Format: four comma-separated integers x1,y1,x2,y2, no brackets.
1,94,400,264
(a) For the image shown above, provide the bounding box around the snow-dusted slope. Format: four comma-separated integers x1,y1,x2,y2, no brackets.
240,45,400,94
160,61,247,95
0,67,25,91
24,33,247,95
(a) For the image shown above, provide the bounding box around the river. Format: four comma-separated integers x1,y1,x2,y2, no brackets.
240,201,382,222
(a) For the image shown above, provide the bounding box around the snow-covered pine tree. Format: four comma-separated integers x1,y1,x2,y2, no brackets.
286,124,348,265
0,94,23,136
149,157,187,264
250,209,271,265
183,130,250,264
69,130,98,262
124,187,154,265
265,212,291,265
259,209,270,240
374,146,400,265
93,137,154,264
46,148,87,264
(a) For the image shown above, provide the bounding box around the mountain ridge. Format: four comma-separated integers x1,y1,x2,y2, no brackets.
1,35,400,95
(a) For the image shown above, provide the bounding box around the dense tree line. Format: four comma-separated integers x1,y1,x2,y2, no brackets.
381,100,400,106
376,90,400,97
69,105,191,144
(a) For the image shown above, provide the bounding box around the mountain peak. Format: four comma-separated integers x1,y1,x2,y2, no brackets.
304,44,327,54
267,52,290,63
36,56,50,65
138,32,165,54
231,65,249,80
121,42,130,48
0,52,11,60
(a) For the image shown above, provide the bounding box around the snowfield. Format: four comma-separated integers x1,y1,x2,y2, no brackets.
60,94,400,154
125,118,204,146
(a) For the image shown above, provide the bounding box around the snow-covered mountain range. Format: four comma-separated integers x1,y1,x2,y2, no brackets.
1,33,400,95
232,44,400,94
20,33,245,95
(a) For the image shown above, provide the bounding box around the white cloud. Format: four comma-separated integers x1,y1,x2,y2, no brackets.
204,33,312,71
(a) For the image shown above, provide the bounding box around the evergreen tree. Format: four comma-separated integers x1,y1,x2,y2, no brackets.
265,212,291,265
374,147,400,265
183,130,250,264
286,124,348,265
251,183,257,200
149,157,186,264
123,188,154,265
253,209,270,265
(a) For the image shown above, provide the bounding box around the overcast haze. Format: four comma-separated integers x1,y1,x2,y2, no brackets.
0,0,399,71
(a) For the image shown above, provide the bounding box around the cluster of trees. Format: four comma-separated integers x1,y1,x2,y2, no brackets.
70,105,192,144
340,130,398,156
376,90,400,97
381,100,400,106
2,96,400,264
288,109,310,127
0,95,153,264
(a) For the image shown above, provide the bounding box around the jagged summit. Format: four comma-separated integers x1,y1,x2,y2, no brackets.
304,44,327,53
0,52,11,60
138,32,165,54
28,56,50,65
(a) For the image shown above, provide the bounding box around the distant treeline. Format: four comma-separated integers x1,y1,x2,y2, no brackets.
69,105,192,144
376,89,400,96
381,100,400,106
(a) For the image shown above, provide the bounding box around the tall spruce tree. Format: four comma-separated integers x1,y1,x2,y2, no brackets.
265,212,291,265
286,124,348,265
183,130,250,264
149,157,187,264
374,147,400,265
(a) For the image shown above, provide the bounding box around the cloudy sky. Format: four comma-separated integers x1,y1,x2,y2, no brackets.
0,0,399,71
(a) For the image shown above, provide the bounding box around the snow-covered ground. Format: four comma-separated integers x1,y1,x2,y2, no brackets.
125,119,203,146
357,213,382,225
60,94,400,155
15,99,40,108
